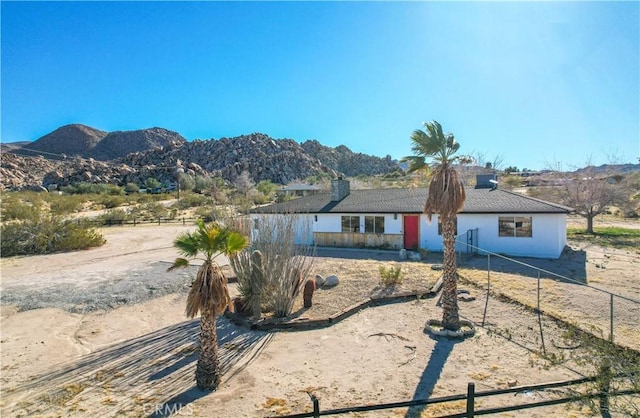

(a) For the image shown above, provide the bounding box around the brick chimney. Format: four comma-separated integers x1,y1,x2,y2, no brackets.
331,178,350,201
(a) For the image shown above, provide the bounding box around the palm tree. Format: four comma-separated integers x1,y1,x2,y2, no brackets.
168,219,249,390
402,121,467,331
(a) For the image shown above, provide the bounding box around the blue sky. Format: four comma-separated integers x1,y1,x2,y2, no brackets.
1,1,638,171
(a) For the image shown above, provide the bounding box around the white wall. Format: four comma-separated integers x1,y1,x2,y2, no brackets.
253,212,567,259
457,213,566,258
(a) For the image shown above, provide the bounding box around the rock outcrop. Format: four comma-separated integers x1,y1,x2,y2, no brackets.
301,140,399,177
1,126,401,190
91,127,187,161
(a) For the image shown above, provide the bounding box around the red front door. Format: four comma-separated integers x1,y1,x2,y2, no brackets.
403,215,419,249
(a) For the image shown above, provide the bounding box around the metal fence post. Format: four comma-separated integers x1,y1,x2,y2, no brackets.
537,270,547,357
610,294,614,344
466,382,475,417
309,393,320,418
482,254,491,326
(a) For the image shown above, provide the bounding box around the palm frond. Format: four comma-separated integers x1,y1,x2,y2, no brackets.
173,232,200,258
224,231,250,255
400,155,428,174
185,262,231,318
170,219,249,319
167,257,190,272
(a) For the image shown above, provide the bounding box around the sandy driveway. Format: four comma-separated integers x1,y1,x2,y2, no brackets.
1,223,638,417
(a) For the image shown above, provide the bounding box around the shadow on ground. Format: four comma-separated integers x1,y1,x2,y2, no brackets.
2,317,272,417
460,246,587,284
405,334,461,418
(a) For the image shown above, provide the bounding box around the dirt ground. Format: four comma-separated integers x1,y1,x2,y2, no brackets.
0,221,638,417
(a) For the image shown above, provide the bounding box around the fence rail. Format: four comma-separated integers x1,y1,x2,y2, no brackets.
76,216,200,227
270,375,637,418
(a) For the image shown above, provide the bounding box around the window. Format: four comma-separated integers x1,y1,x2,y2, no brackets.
437,218,458,235
341,216,360,232
499,216,532,237
365,216,385,233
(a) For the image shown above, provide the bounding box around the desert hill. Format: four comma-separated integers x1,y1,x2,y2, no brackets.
1,125,399,190
16,124,107,159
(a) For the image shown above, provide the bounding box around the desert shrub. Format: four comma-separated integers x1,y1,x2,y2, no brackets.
141,203,170,220
124,183,140,194
228,214,315,318
0,195,39,221
1,210,105,256
178,173,195,192
193,206,226,222
194,175,214,194
96,209,130,224
379,264,403,286
173,192,210,210
60,183,124,196
46,194,87,215
101,195,126,209
144,177,162,190
558,325,640,417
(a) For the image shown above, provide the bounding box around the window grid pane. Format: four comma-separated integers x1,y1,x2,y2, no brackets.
499,216,532,237
365,216,374,233
515,217,532,237
499,217,515,237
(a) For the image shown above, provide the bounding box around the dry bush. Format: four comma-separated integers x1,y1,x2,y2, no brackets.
228,213,315,318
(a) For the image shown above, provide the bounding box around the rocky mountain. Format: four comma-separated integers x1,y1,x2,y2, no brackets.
16,124,107,159
301,140,398,176
1,153,61,191
91,128,187,161
574,164,640,175
2,126,402,190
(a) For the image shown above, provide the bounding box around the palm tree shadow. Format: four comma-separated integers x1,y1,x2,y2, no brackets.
405,335,461,418
4,317,272,417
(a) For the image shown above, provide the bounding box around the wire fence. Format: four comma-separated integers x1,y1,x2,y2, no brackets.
454,235,640,353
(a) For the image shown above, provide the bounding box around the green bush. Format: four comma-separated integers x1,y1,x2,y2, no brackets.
46,194,87,215
0,196,39,221
1,210,105,257
97,209,130,223
101,195,126,209
172,192,210,209
124,183,139,194
143,203,170,220
379,264,403,286
194,206,223,222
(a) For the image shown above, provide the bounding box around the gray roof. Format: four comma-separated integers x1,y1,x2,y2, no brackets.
251,187,572,215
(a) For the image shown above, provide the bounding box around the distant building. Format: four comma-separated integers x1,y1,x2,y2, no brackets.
279,184,323,198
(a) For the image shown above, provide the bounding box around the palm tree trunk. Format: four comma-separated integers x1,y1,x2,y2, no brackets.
195,308,221,390
441,215,460,330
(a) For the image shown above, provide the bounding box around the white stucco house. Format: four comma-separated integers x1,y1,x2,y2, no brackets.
250,178,572,259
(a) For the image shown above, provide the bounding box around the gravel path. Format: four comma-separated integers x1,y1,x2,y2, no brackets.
0,262,197,313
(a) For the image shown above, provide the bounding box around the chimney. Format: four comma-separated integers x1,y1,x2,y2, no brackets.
475,174,498,189
331,178,350,201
